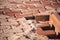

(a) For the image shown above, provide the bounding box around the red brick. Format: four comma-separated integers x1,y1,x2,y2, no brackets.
43,30,56,35
36,28,44,35
36,28,56,35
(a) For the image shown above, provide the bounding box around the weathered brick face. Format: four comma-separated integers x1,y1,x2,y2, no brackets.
0,14,49,40
0,0,60,18
0,0,60,40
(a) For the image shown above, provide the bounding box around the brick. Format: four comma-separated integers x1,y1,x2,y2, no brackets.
42,0,52,7
3,7,11,13
5,13,14,17
35,15,49,22
8,0,22,3
45,6,54,10
10,1,22,4
1,21,11,26
57,7,60,13
8,18,16,22
0,15,9,19
42,0,52,3
31,0,40,1
8,35,20,40
0,18,8,22
33,13,40,16
0,14,49,40
51,0,57,3
21,9,38,14
26,5,36,9
21,0,30,2
34,4,43,7
51,2,59,8
39,8,46,13
36,23,50,28
21,10,39,17
14,13,23,19
3,7,15,16
24,1,40,4
36,28,44,35
29,5,44,10
32,10,40,16
16,4,27,10
0,25,11,30
23,13,33,17
43,30,56,35
10,21,18,26
21,9,32,14
36,28,55,35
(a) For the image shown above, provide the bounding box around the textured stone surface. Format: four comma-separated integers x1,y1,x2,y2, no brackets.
0,0,60,18
0,0,60,40
0,14,48,40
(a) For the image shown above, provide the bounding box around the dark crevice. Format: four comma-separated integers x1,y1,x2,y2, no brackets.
58,13,60,16
23,35,30,39
47,33,60,39
41,25,55,30
25,16,35,20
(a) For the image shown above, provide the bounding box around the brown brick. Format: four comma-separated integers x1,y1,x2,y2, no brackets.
51,2,59,8
14,13,23,19
26,5,36,9
36,23,50,28
24,1,40,4
42,0,52,6
4,13,14,17
23,13,33,17
33,13,40,16
10,1,22,4
43,30,56,35
39,8,46,13
36,28,44,35
36,28,56,35
31,0,40,1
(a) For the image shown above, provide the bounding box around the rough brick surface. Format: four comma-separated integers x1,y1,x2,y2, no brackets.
0,14,49,40
0,0,60,18
0,0,60,40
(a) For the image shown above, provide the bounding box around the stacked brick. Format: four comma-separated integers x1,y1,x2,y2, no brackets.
0,0,60,40
0,0,60,18
0,14,48,40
